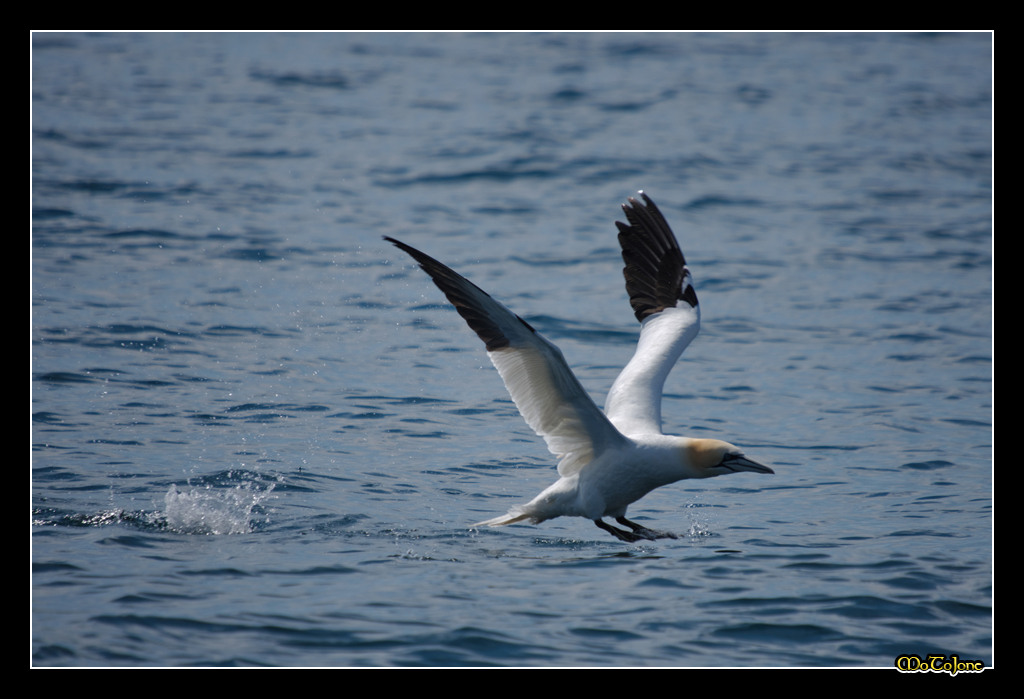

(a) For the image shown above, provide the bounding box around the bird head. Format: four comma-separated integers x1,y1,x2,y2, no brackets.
687,439,774,477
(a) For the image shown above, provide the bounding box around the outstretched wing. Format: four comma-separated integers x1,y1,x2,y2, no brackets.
386,237,628,476
603,193,700,437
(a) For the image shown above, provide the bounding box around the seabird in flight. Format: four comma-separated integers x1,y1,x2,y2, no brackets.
385,192,772,543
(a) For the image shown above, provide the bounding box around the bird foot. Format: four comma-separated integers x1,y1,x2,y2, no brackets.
595,518,679,542
618,516,680,541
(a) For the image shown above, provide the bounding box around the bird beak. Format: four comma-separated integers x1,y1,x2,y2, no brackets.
721,454,774,474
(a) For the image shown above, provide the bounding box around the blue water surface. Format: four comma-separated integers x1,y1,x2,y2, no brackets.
32,32,992,667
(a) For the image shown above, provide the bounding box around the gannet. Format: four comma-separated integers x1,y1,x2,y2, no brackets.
385,192,773,543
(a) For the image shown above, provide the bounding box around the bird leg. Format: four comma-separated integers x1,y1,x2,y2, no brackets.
616,516,679,540
595,519,643,542
594,518,679,542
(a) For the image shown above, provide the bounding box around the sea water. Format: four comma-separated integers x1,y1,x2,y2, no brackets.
32,32,992,667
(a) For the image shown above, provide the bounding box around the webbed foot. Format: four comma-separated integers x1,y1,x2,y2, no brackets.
615,516,679,540
594,517,679,542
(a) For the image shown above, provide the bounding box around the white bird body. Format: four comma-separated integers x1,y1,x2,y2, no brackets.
386,193,772,542
478,434,742,526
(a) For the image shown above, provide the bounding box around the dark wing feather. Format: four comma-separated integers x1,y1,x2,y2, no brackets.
615,193,697,322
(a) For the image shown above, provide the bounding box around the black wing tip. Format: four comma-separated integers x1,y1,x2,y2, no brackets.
383,235,415,258
383,236,447,277
384,235,533,352
383,235,414,254
622,190,656,211
616,192,697,322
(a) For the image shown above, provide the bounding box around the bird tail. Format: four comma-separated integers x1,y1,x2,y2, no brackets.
472,509,532,528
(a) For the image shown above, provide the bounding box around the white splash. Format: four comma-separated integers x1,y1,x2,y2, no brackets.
163,480,275,535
